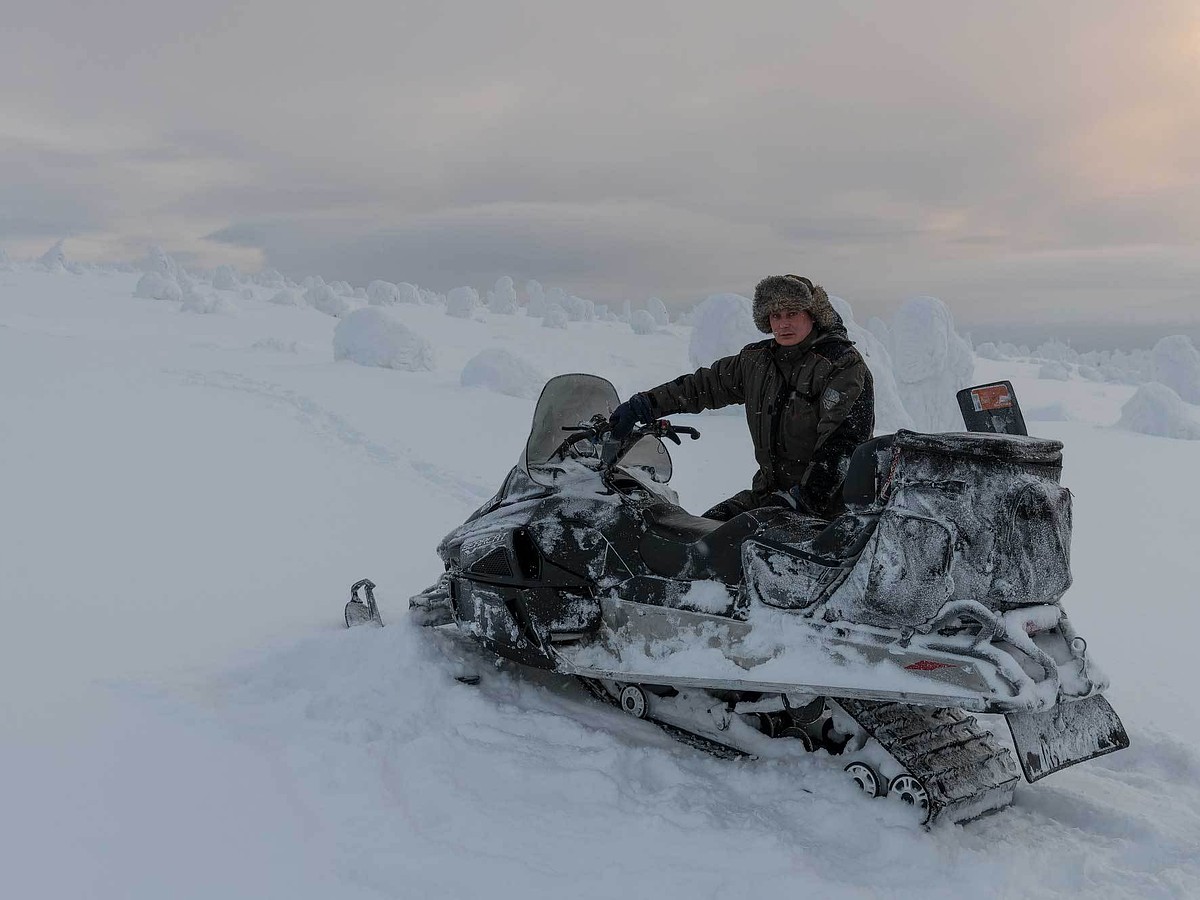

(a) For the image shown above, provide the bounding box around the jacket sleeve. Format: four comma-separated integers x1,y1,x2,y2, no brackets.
797,357,875,514
642,351,748,416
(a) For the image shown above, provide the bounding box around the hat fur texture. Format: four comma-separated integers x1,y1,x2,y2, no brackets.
752,274,838,334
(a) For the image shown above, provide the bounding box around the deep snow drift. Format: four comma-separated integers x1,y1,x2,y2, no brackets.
2,263,1199,899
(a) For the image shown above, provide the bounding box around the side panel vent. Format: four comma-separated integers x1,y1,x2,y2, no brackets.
470,547,513,578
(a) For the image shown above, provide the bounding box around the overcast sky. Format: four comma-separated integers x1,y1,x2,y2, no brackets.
4,1,1200,327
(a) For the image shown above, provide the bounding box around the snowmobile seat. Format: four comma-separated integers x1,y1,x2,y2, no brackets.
843,434,896,506
638,505,796,586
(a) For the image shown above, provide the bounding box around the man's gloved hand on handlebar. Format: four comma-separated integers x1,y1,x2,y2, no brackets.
610,393,655,440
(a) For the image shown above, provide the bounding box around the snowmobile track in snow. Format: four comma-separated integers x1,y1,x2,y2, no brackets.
836,699,1020,826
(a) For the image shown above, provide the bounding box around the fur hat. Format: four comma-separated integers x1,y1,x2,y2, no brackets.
752,274,838,334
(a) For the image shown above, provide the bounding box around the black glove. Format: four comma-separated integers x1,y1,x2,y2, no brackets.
610,393,655,440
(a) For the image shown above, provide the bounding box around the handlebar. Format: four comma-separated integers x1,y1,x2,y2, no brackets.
554,415,700,465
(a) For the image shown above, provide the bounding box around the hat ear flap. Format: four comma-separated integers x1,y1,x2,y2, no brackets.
785,274,815,292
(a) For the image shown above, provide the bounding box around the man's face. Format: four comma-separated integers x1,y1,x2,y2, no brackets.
770,309,814,347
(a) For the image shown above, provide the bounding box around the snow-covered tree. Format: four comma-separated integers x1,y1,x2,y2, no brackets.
1117,382,1200,440
38,239,66,272
890,296,974,432
367,280,401,306
486,276,517,314
333,307,435,371
647,296,670,326
630,309,657,334
828,295,913,433
525,280,546,316
542,303,568,329
446,286,480,318
212,265,239,291
1152,335,1200,403
687,293,759,369
460,348,546,398
134,272,182,302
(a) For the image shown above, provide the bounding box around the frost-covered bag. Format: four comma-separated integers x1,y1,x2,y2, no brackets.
824,430,1071,628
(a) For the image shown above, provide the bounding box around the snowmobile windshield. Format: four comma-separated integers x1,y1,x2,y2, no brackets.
522,373,674,485
524,374,619,480
620,434,673,484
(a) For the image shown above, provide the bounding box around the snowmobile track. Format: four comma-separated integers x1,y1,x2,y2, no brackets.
836,699,1020,826
576,677,750,761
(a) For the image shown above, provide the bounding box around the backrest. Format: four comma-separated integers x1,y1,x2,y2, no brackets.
842,434,895,506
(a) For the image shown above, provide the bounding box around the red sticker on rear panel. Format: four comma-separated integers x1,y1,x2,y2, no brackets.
971,384,1013,412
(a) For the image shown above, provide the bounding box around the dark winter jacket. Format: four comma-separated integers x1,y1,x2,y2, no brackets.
643,325,875,516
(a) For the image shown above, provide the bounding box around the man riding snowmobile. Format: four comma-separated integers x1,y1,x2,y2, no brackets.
611,275,874,520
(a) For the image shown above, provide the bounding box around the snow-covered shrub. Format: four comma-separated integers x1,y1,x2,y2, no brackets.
975,341,1003,360
1152,335,1200,403
542,304,568,329
134,272,182,302
419,288,442,305
829,295,913,433
268,289,301,306
486,276,517,314
1117,382,1200,440
630,309,657,334
240,287,255,301
0,248,10,270
300,275,320,290
619,299,633,323
38,239,66,272
396,282,421,305
254,268,285,288
563,295,595,321
445,286,479,318
329,280,354,296
367,280,401,306
1034,340,1077,364
890,296,974,432
1078,364,1102,382
306,283,353,317
460,348,546,399
647,296,670,326
595,304,609,320
687,293,759,368
353,286,367,300
333,307,435,371
525,280,546,316
1038,361,1071,381
212,265,239,290
141,245,179,279
866,316,892,356
180,287,238,315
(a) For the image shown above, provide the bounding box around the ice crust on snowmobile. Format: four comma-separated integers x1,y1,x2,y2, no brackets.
409,373,1128,825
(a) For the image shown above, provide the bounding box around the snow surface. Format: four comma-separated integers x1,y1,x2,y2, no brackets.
3,265,1200,899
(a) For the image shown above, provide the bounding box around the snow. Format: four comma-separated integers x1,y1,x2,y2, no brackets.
332,306,435,372
461,347,545,399
1151,334,1200,403
3,263,1200,898
1116,382,1200,440
1038,360,1072,381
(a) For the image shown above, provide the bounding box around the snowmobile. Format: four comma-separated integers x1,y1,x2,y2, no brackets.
358,374,1128,825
